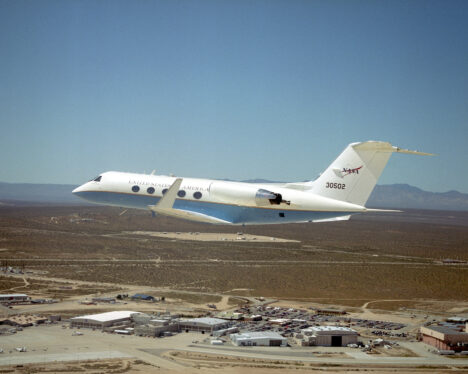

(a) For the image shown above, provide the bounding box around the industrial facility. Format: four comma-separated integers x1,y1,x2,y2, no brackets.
134,314,179,337
300,326,358,346
178,317,229,333
420,325,468,352
70,311,140,330
230,331,288,347
0,294,29,304
67,311,232,337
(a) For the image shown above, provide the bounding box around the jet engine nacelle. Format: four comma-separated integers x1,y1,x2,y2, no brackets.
255,189,283,206
210,182,288,207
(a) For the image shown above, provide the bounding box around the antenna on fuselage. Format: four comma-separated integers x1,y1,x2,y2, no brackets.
151,170,156,175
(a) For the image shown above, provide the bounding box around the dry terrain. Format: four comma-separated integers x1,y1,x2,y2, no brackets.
0,205,467,312
0,204,467,374
0,359,155,374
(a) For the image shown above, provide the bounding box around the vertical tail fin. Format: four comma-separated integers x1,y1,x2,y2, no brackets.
309,141,433,206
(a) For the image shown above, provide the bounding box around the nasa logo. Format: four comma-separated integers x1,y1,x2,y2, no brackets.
342,166,363,176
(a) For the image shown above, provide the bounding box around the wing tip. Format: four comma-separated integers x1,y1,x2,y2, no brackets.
365,208,402,213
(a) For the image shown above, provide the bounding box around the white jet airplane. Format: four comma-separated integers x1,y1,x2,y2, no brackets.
72,141,432,225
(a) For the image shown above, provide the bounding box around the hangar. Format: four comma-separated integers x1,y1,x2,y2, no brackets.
301,326,358,346
70,311,140,329
230,331,287,347
0,294,29,304
420,325,468,352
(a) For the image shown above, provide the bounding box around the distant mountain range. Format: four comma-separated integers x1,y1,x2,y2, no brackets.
368,184,468,211
0,181,467,211
0,182,82,205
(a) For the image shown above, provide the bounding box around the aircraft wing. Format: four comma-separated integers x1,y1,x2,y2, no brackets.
365,208,402,212
150,206,232,224
148,178,232,224
312,215,351,223
311,208,402,223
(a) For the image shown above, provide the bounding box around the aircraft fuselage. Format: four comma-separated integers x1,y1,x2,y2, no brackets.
73,171,365,225
73,141,432,225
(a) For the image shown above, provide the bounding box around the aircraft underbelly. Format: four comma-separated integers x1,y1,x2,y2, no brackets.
75,191,353,224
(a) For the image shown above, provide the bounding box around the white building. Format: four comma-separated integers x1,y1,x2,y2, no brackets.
178,317,229,333
70,311,140,329
0,294,29,304
230,331,288,347
301,326,358,347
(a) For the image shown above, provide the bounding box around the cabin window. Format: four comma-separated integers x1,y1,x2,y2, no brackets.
177,190,186,198
162,188,168,195
279,212,285,218
92,176,102,182
147,187,155,194
193,191,202,199
132,185,140,193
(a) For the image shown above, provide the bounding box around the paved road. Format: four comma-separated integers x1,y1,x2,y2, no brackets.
1,324,467,370
179,342,468,367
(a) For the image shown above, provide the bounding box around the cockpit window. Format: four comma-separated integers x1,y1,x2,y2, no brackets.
93,176,102,182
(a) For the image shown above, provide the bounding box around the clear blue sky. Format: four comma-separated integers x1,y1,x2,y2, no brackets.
1,0,467,192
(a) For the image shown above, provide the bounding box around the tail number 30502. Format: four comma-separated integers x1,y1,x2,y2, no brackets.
326,182,346,189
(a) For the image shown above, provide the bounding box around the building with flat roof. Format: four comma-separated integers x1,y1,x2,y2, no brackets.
446,316,468,324
301,326,358,347
134,322,179,337
420,325,468,352
216,311,244,320
315,308,346,316
131,294,155,302
70,311,140,329
0,294,29,304
178,317,229,333
230,331,287,347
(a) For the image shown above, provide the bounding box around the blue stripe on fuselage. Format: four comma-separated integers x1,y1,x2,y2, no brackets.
74,191,353,225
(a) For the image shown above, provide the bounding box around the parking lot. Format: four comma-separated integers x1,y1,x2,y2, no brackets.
230,305,409,340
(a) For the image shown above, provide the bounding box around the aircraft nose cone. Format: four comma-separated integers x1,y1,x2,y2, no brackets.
72,184,86,194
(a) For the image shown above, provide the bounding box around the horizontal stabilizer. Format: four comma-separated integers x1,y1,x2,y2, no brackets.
393,148,435,156
352,141,435,156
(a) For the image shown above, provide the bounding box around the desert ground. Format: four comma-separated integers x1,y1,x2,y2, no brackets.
0,205,467,373
1,205,467,305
